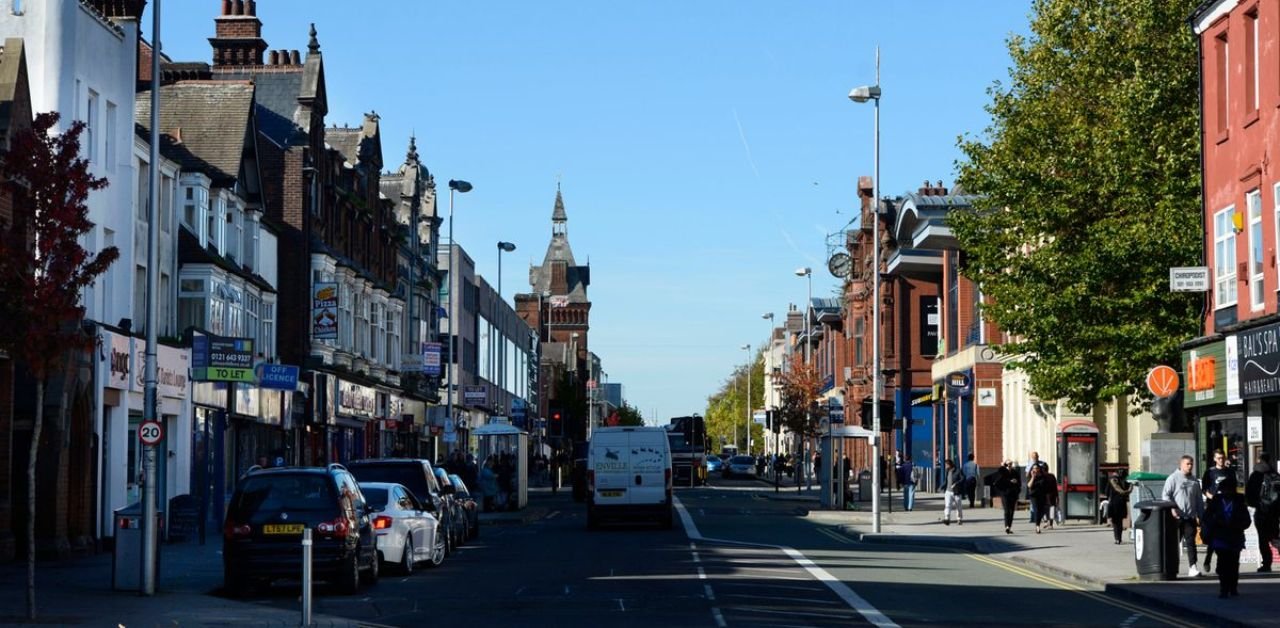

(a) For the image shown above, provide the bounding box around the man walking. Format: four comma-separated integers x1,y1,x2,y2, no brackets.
1025,451,1046,523
1200,449,1233,573
1162,454,1205,578
1245,451,1280,572
943,459,964,525
962,453,980,508
897,454,917,512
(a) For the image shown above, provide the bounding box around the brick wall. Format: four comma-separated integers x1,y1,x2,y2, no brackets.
973,363,1005,468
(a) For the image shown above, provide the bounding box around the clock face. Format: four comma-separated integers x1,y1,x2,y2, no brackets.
827,253,852,278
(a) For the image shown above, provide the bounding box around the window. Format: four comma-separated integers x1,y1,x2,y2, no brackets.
179,278,206,331
182,187,196,231
104,101,116,170
245,292,260,356
261,300,275,360
136,165,148,221
160,174,173,234
1216,31,1229,135
1215,206,1238,308
370,302,382,363
1246,9,1259,114
225,201,242,264
1249,189,1265,309
854,319,864,366
85,90,98,162
243,215,257,271
12,0,25,15
209,286,225,336
133,265,146,334
160,272,171,336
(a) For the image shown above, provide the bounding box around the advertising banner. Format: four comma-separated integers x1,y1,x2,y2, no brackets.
192,335,255,382
463,385,487,405
1237,322,1280,399
423,342,442,376
312,282,339,340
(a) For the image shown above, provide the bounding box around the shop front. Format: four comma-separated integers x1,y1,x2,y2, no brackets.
332,376,376,464
1228,324,1280,474
1183,338,1247,482
190,381,227,536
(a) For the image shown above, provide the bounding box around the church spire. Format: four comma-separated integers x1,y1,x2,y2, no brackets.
552,184,567,235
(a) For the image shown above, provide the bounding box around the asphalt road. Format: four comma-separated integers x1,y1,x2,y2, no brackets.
232,474,1207,628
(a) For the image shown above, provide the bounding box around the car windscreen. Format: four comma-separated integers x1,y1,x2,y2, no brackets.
347,463,432,501
730,456,754,465
360,487,389,510
229,474,336,519
450,476,470,497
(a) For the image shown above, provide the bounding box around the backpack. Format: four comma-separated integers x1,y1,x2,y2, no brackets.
1262,472,1280,510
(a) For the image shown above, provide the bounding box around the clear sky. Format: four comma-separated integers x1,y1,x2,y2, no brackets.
149,0,1033,424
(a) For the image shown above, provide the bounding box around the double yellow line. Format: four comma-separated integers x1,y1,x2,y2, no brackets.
965,553,1202,628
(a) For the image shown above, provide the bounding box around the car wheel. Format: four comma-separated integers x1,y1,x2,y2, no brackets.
428,528,446,568
364,546,380,584
338,554,361,594
400,542,414,575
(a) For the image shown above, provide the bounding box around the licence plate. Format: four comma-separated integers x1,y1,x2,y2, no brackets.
599,490,625,497
263,524,304,535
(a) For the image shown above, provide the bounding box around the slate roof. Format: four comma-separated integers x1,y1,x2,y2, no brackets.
216,70,305,147
178,227,275,293
0,38,31,151
530,190,589,303
136,81,254,185
327,127,361,166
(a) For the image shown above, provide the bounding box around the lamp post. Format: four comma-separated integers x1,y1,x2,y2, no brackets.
762,312,774,455
446,179,472,453
795,266,812,494
497,241,516,302
741,343,752,456
849,48,883,533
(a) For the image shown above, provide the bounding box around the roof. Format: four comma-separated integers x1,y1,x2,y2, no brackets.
326,114,381,170
529,189,589,302
0,38,31,152
178,227,275,294
216,70,306,147
136,81,254,185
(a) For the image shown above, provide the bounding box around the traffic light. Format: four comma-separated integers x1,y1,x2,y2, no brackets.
859,397,895,432
549,407,563,437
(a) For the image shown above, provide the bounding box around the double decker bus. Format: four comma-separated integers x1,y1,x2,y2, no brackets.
666,415,708,486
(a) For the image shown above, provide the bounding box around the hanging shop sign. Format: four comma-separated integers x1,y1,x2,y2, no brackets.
312,282,339,340
1182,340,1227,408
256,364,300,391
1237,322,1280,400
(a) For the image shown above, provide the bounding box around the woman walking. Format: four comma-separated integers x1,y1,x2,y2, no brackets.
993,461,1022,534
1028,464,1051,533
1107,471,1133,544
1202,475,1251,598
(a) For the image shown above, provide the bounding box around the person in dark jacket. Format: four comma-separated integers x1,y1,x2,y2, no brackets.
992,460,1022,534
1245,451,1280,573
1202,475,1251,598
1027,464,1051,534
1200,449,1233,572
1106,472,1133,544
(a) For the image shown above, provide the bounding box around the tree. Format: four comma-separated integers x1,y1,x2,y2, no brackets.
613,402,645,427
0,113,117,620
702,351,765,454
776,361,825,442
951,0,1202,409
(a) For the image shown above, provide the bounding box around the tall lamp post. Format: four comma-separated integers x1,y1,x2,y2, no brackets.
446,179,472,452
762,312,774,455
497,241,516,301
849,48,883,533
741,343,752,455
795,266,812,494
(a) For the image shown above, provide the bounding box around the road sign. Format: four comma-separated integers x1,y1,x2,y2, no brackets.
193,366,255,383
1146,365,1180,398
1169,267,1210,292
138,420,163,446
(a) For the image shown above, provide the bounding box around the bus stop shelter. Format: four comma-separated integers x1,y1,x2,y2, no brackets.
474,422,529,510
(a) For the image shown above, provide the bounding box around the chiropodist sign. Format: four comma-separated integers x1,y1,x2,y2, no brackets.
1237,321,1280,399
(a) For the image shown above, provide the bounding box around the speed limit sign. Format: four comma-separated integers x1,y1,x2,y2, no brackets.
138,421,164,446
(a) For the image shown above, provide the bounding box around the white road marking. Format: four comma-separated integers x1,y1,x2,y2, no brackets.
546,510,560,519
704,584,716,601
617,598,626,612
674,495,900,628
711,607,727,627
725,593,841,605
730,607,855,619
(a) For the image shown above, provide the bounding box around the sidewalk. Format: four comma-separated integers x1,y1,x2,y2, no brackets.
789,490,1278,628
0,540,376,627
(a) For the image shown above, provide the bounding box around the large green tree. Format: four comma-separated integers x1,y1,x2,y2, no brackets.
951,0,1203,408
703,353,764,454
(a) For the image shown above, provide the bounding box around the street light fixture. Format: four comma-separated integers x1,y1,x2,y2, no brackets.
741,343,752,455
794,266,812,493
849,48,883,533
497,241,516,301
446,179,472,453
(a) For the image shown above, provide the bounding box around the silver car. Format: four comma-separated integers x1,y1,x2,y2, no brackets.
723,455,756,478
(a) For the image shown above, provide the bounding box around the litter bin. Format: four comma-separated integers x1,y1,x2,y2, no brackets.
857,470,873,502
1125,472,1167,541
1132,499,1178,581
112,502,163,591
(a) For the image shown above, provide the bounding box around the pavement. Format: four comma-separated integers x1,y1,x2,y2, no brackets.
763,483,1279,628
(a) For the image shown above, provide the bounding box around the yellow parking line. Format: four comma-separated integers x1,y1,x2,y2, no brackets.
964,553,1202,628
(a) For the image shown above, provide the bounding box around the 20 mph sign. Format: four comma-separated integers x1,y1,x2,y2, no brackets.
138,420,164,446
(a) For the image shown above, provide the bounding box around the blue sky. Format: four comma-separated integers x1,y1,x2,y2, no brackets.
150,1,1033,423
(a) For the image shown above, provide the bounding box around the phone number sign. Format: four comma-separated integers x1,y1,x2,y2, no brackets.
193,335,255,382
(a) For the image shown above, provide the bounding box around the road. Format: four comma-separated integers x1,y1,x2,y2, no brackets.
234,474,1204,627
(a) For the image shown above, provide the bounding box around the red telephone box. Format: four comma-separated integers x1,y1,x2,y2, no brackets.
1056,419,1100,521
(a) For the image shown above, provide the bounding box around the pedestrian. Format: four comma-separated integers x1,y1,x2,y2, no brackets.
1245,451,1280,573
1201,475,1251,598
962,453,980,508
897,455,917,511
1200,449,1233,573
993,461,1021,534
1025,451,1045,523
479,457,498,513
1106,471,1132,544
943,459,964,525
1028,464,1052,533
1044,468,1061,529
1162,454,1206,578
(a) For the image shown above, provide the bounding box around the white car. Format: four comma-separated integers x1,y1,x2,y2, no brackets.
358,482,446,573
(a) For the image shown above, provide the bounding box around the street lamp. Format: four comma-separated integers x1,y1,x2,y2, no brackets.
795,266,812,493
849,48,883,533
497,241,516,300
762,312,774,455
446,179,472,452
741,343,752,455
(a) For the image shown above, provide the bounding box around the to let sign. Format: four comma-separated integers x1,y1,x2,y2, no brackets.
1169,267,1210,292
192,335,255,382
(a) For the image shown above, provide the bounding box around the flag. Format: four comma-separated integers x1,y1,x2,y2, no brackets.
436,305,448,319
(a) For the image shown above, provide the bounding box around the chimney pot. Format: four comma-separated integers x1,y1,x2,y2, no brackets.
232,0,243,15
246,0,256,15
222,0,231,15
268,50,279,65
290,50,301,65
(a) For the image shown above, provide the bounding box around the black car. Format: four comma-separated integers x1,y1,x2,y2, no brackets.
222,464,379,596
345,459,457,553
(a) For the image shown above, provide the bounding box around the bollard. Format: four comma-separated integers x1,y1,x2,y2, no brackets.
301,528,313,627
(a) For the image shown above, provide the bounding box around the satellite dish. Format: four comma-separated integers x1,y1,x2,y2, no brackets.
827,252,853,278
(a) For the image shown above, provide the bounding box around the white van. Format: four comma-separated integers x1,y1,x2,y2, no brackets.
586,427,673,529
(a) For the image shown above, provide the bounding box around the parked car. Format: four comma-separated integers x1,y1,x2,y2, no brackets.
433,467,469,547
722,455,756,479
587,426,673,529
345,459,458,554
222,464,379,596
705,456,724,474
358,482,446,573
447,473,480,539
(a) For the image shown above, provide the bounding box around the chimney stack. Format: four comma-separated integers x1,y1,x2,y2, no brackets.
268,50,279,65
290,50,301,65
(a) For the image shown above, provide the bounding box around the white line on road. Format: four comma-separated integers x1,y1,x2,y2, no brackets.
547,510,560,519
704,584,716,601
673,496,900,628
617,598,626,612
711,607,727,628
